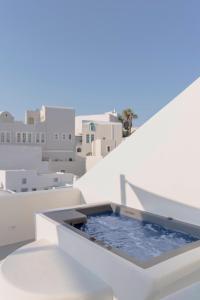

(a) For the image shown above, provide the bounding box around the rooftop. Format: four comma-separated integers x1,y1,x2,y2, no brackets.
1,78,200,299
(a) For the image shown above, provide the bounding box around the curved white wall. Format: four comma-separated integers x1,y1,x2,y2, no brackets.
75,78,200,226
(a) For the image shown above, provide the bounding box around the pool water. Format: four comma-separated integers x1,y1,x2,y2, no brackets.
78,212,199,262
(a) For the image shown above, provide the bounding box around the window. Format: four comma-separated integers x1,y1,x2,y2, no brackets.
6,132,10,143
21,188,28,192
86,134,90,143
91,134,95,142
41,133,45,143
54,133,59,141
62,133,66,140
0,132,5,143
36,133,40,143
54,178,58,182
27,133,32,143
32,188,37,191
107,146,111,152
69,134,72,140
89,122,96,132
86,152,92,156
22,132,26,143
16,132,21,143
77,147,82,153
68,158,73,161
22,178,27,184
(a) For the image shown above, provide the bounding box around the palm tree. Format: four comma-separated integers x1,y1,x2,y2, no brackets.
118,108,138,136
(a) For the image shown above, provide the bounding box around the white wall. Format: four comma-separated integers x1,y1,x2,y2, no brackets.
81,122,122,157
0,170,75,192
86,156,103,171
75,77,200,226
0,145,48,172
48,155,86,177
41,106,75,161
0,187,82,246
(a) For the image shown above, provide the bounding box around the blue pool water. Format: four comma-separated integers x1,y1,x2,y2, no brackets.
78,212,198,261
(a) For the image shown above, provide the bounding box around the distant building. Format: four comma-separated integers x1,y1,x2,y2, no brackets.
0,107,123,188
75,111,122,171
0,106,77,192
0,145,75,193
78,121,122,157
0,169,75,193
75,110,119,135
0,106,75,162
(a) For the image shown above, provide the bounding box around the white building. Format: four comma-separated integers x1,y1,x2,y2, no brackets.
77,121,122,157
0,106,77,192
75,111,122,170
0,106,75,162
75,110,119,136
0,145,75,193
0,169,75,193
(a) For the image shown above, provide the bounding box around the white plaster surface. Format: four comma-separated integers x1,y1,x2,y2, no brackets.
0,239,113,300
75,77,200,226
0,187,82,246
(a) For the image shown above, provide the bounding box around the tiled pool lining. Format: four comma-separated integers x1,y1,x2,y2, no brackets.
45,203,200,269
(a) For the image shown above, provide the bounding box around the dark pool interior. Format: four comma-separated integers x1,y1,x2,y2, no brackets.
75,211,199,262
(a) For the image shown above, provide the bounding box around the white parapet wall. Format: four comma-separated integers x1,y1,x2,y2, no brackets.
0,187,82,247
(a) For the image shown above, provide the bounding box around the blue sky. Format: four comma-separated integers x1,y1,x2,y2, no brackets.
0,0,199,125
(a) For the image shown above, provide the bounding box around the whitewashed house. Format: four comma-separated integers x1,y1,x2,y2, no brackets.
0,106,77,192
0,106,75,162
75,110,122,170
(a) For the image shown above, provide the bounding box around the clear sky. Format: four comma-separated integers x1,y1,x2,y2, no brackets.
0,0,199,125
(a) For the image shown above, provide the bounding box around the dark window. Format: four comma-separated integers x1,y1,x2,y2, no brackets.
77,147,82,153
86,152,92,156
89,123,96,131
86,134,90,143
91,134,95,142
22,178,27,184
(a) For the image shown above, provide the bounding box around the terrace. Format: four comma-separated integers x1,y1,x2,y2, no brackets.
1,78,200,299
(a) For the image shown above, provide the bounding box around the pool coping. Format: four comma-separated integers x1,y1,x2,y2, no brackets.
44,203,200,269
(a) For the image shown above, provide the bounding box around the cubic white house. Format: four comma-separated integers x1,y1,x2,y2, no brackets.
0,105,75,162
2,78,200,299
0,106,76,192
75,110,122,170
75,110,119,136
